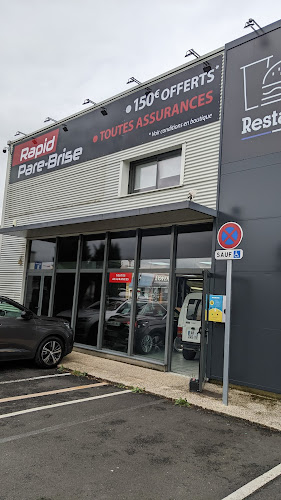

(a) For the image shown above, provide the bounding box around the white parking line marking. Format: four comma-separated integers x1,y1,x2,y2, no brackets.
0,399,163,444
0,389,131,419
0,373,71,385
221,463,281,500
0,382,107,403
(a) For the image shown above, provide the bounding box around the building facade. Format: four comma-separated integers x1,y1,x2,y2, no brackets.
1,19,281,394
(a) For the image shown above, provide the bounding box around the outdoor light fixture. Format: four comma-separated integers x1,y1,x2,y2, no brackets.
127,77,142,85
145,87,152,97
100,107,108,116
185,49,200,59
203,61,211,73
244,18,262,31
82,98,96,105
2,144,10,153
32,138,38,145
62,124,68,132
44,117,57,123
14,131,27,137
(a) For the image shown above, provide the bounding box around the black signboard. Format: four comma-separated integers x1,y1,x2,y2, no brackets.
10,55,222,183
222,28,281,164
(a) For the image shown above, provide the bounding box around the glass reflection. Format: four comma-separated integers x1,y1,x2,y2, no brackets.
132,273,171,361
103,273,135,352
140,228,171,269
29,239,55,270
57,237,78,269
74,274,103,346
25,276,41,313
108,232,136,269
53,274,75,319
176,225,212,269
81,236,105,269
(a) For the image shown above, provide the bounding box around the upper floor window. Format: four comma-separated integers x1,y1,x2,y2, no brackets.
129,149,181,194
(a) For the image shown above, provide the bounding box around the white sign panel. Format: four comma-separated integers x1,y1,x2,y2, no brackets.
215,249,243,260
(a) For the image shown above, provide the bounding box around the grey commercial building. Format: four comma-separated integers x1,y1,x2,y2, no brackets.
1,19,281,394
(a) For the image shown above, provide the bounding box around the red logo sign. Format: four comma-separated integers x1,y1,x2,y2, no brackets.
109,272,132,283
12,129,59,166
217,222,243,249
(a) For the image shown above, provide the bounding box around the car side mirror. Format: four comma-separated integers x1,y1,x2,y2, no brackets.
21,310,33,320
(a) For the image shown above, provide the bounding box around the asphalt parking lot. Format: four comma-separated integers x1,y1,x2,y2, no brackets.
0,361,280,500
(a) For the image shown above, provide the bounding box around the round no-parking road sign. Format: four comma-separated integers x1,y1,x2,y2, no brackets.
217,222,243,249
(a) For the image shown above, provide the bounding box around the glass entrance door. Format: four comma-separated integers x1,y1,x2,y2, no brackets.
25,273,53,316
171,274,203,377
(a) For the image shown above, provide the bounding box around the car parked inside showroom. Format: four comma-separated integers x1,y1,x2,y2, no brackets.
104,301,179,354
0,296,74,367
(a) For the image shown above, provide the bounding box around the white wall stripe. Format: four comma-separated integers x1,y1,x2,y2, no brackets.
0,389,131,419
221,463,281,500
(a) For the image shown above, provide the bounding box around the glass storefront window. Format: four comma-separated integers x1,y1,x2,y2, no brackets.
103,272,134,352
25,275,41,313
57,237,78,269
81,235,105,269
140,228,171,269
53,274,75,320
108,231,136,269
132,272,170,361
74,273,103,346
29,239,56,270
176,224,212,270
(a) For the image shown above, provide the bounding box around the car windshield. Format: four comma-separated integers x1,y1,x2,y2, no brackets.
117,301,148,316
138,302,166,318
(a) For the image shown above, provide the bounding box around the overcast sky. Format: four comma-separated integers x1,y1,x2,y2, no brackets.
0,0,280,221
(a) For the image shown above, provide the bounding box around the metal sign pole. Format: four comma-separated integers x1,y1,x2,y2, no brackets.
223,258,232,405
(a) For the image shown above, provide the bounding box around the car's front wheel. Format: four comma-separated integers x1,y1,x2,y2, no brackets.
136,332,163,355
35,337,64,368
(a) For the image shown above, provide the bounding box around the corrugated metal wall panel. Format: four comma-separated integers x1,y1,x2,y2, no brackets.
0,235,26,302
4,120,221,227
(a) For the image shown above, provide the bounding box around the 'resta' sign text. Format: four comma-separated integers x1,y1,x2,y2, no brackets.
222,29,281,163
10,54,222,183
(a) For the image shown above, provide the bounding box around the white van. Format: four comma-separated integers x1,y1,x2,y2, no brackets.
176,292,202,360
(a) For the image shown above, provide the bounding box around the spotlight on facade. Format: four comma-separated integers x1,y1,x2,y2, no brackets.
101,107,108,116
82,98,96,105
203,61,211,73
3,144,10,153
32,138,38,145
127,77,142,85
185,49,200,59
14,131,27,137
44,117,57,123
244,18,262,31
62,125,68,132
145,88,152,97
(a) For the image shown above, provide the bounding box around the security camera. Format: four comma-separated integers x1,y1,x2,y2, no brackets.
3,147,7,153
188,189,197,201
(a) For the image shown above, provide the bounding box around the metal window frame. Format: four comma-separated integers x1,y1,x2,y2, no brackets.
97,232,110,350
129,149,182,194
164,225,177,370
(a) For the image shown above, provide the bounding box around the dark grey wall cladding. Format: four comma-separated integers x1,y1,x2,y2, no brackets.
212,153,281,393
212,21,281,394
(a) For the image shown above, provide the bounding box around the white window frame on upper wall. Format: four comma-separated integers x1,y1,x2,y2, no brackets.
118,143,186,198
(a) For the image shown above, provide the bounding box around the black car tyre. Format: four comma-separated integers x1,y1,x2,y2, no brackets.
173,337,183,353
136,332,163,355
182,348,196,360
35,337,64,368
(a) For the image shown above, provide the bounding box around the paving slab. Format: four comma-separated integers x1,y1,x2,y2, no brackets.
60,350,281,431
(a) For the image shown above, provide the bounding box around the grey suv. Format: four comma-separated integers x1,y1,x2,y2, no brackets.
0,296,74,368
